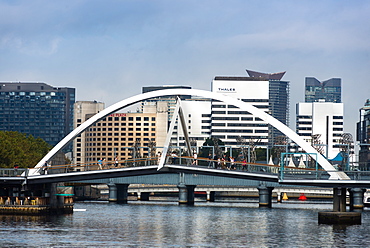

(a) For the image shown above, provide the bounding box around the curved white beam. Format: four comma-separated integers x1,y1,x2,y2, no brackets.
32,89,346,179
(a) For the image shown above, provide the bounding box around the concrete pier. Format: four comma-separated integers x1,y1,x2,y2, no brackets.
319,187,362,225
0,183,73,215
318,211,361,225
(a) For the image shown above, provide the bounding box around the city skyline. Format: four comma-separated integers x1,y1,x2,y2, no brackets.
1,1,369,138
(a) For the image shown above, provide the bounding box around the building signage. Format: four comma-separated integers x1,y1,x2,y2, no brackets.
109,113,127,117
217,88,236,93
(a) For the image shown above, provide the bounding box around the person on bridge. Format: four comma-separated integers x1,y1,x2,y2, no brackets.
98,158,105,170
42,161,49,175
157,152,161,164
207,153,213,168
114,156,119,167
229,156,235,170
171,151,178,164
242,159,247,171
192,152,198,165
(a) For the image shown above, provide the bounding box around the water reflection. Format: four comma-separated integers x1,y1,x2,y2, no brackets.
1,202,370,247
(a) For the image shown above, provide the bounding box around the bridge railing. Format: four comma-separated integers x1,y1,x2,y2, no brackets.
34,155,281,175
29,155,356,180
0,168,27,177
42,157,159,174
279,169,370,181
168,155,280,174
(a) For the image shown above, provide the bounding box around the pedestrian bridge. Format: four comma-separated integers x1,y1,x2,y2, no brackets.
2,156,370,188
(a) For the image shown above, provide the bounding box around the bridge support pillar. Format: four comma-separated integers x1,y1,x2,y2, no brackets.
108,183,117,203
349,188,366,211
116,184,129,204
258,186,274,208
137,192,150,201
49,183,66,213
318,187,361,225
333,187,347,212
177,184,196,205
207,191,215,202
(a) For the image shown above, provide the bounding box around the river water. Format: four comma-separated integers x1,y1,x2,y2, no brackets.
1,200,370,247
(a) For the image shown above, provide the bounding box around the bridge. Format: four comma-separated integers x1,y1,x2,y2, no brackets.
0,89,368,223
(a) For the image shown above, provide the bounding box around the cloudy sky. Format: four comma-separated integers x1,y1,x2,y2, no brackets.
1,0,369,137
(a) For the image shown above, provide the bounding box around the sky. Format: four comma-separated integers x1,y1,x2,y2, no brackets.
1,0,369,138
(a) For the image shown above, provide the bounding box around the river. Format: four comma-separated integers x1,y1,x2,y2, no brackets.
1,200,370,247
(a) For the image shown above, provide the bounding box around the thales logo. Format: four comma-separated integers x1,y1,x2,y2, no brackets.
218,88,236,92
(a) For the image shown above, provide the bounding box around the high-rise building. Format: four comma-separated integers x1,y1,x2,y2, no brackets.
73,101,105,164
296,100,344,159
0,82,75,148
305,77,341,103
141,85,211,147
356,99,370,170
211,70,290,147
142,85,192,122
73,101,168,167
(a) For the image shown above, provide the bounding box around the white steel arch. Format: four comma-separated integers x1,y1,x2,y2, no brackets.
32,89,346,179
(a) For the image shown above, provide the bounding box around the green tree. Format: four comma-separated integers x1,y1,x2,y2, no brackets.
0,131,52,168
199,137,225,159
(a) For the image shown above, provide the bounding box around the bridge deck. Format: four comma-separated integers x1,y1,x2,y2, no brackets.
2,157,370,188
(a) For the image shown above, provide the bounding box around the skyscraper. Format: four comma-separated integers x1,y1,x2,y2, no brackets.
356,99,370,170
0,82,75,148
211,70,290,147
305,77,341,103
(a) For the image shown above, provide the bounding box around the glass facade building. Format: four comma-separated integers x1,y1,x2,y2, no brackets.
0,82,75,148
305,77,341,103
357,99,370,170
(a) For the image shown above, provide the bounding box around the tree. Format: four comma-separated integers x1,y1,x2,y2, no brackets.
200,137,224,159
0,131,52,168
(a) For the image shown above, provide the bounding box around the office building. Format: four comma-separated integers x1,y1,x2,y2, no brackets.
0,82,75,148
211,70,290,147
172,98,211,148
73,101,168,167
305,77,341,103
356,99,370,170
296,100,344,159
